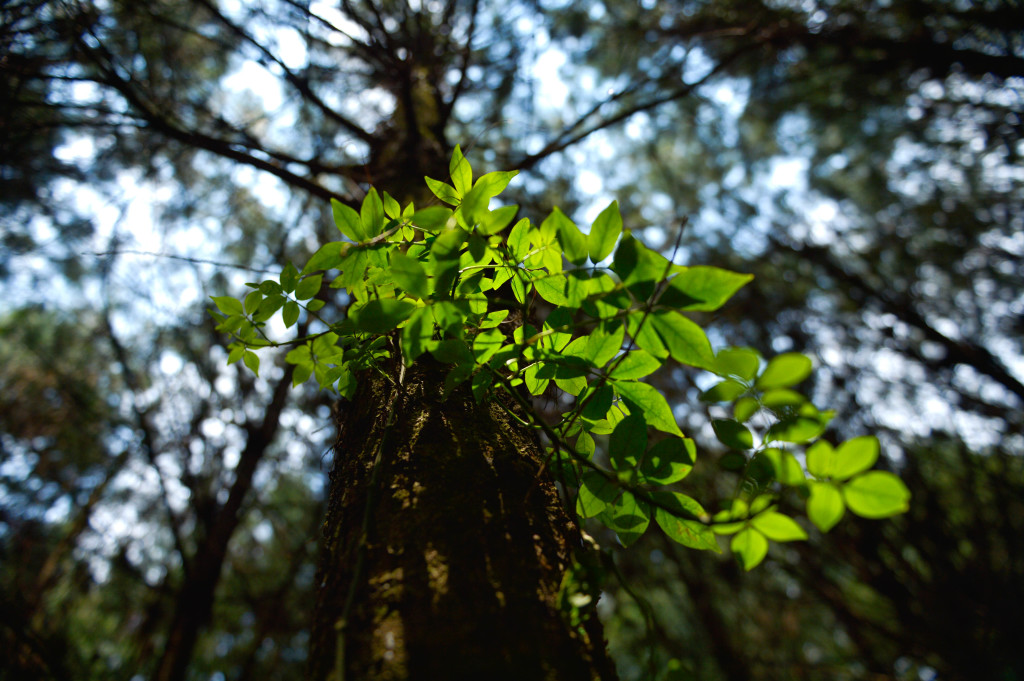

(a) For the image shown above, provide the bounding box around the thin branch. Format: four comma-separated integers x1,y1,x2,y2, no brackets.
514,44,753,171
191,0,376,145
87,249,280,274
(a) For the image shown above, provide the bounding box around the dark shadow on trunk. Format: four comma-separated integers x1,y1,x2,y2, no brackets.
310,356,617,681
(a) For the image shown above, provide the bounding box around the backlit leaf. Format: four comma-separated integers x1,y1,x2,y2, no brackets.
390,251,431,299
347,299,416,334
577,470,618,518
649,311,715,370
589,200,622,263
843,472,910,518
332,199,365,241
210,296,242,317
662,266,753,311
751,512,807,542
639,437,694,484
756,353,813,389
360,187,385,237
807,481,845,532
614,380,683,436
609,413,647,470
712,419,753,450
610,349,661,380
449,144,472,196
425,176,459,205
732,528,769,570
831,436,880,480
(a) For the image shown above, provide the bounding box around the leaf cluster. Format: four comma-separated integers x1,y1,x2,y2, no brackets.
211,146,908,571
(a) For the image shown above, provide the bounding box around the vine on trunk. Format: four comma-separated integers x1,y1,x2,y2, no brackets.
211,146,909,572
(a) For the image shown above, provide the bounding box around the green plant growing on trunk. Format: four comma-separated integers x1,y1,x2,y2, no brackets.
211,146,910,676
213,145,909,568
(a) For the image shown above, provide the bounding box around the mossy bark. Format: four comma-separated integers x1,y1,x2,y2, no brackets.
309,356,617,681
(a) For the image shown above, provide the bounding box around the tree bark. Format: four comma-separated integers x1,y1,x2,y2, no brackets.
309,355,617,681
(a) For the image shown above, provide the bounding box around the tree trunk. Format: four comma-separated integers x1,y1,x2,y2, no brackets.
309,355,617,681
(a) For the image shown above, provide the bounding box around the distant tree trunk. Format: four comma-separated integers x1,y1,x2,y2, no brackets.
309,356,617,681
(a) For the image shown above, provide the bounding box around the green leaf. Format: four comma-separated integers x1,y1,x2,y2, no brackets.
576,431,595,459
472,170,518,202
584,323,624,367
390,251,431,299
292,363,313,387
581,384,614,420
472,328,505,364
761,389,806,409
639,437,694,484
507,218,532,262
732,528,769,570
806,440,834,478
425,176,460,205
609,413,647,470
831,436,880,480
589,200,622,263
712,419,753,450
279,262,300,293
523,362,550,396
700,379,747,403
243,290,262,314
381,191,401,219
303,242,347,275
843,472,911,518
430,338,473,366
766,413,828,445
449,144,472,196
604,492,650,547
652,492,719,552
401,307,434,363
227,344,245,365
625,312,668,359
751,511,807,542
282,301,300,328
477,204,519,236
807,481,845,532
259,279,282,294
576,471,618,518
295,274,323,301
412,206,454,231
762,448,806,485
714,347,760,381
543,207,587,266
285,344,311,365
431,300,469,334
534,274,569,306
361,187,385,237
459,182,492,226
430,229,467,262
254,295,285,322
662,266,753,311
336,366,357,399
612,233,672,287
332,198,366,241
649,311,715,370
734,396,760,422
614,380,683,436
347,299,416,334
610,350,661,380
756,353,813,389
242,350,260,376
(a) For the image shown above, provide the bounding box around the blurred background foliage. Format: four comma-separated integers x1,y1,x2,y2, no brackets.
1,0,1021,679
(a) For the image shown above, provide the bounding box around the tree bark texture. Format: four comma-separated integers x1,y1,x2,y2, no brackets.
309,356,617,681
